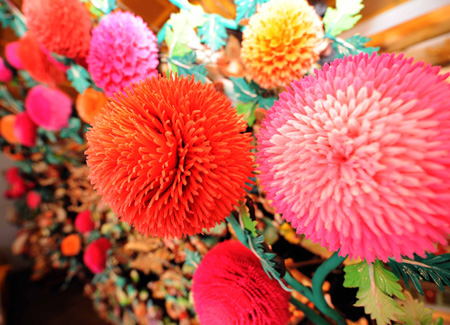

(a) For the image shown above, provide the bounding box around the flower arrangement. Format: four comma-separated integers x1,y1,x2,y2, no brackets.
0,0,449,324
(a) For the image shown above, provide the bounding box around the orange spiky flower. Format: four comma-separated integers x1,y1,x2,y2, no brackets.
86,75,254,238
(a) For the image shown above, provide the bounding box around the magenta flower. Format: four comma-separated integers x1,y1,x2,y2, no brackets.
83,238,111,274
257,53,450,262
25,86,72,131
14,112,37,147
26,191,42,209
74,210,95,234
5,42,23,69
87,11,159,96
0,58,13,82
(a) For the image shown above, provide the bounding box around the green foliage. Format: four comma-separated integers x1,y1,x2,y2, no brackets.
198,15,228,52
164,9,206,58
395,291,441,325
185,249,201,268
88,0,117,14
60,117,83,144
230,77,258,103
234,0,270,24
236,102,256,126
388,253,450,295
170,52,207,83
0,0,27,36
344,260,404,325
323,0,363,36
18,71,38,88
333,34,379,59
242,215,258,237
67,65,92,94
250,235,278,279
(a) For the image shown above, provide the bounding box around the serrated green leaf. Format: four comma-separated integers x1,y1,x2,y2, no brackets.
230,77,258,102
258,96,276,109
234,0,270,24
344,260,404,324
242,215,258,237
388,253,450,295
333,34,379,59
323,0,363,36
395,291,435,325
170,52,207,83
198,15,228,52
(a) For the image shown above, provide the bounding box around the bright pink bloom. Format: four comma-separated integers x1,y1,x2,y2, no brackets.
74,210,95,234
0,58,13,82
83,238,111,274
25,86,72,131
14,112,37,147
192,241,291,325
257,53,450,262
26,191,42,209
87,11,159,96
4,167,27,198
5,42,24,69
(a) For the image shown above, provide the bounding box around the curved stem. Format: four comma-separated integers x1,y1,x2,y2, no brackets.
283,272,314,302
289,297,331,325
312,252,347,325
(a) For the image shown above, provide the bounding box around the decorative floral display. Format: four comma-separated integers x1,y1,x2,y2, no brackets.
76,88,108,125
14,112,37,147
193,240,291,325
83,237,111,274
17,32,66,85
61,234,82,256
0,58,13,82
86,75,254,238
22,0,92,59
26,191,42,209
257,53,450,262
25,85,72,131
241,0,324,89
4,167,28,198
74,210,95,234
87,11,159,96
5,41,24,69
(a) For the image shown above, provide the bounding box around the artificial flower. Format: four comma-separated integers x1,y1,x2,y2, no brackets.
0,115,19,144
25,85,72,131
257,53,450,262
61,234,82,256
86,75,254,238
22,0,91,59
74,210,95,234
14,112,37,147
0,58,13,82
4,167,27,199
5,42,24,69
26,191,42,209
83,237,111,273
76,88,108,125
192,241,291,325
87,11,159,96
241,0,323,89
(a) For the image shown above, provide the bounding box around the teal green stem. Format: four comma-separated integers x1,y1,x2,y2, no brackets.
312,252,347,325
226,216,249,249
289,297,330,325
283,272,314,302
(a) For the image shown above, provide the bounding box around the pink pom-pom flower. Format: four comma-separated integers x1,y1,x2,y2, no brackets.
14,112,37,147
74,210,95,234
5,42,24,69
4,167,28,199
26,191,42,209
0,58,13,82
83,237,111,274
257,53,450,262
25,86,72,131
192,241,291,325
87,11,159,96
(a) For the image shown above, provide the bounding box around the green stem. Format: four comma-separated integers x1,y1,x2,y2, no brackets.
289,297,331,325
283,272,314,302
226,216,249,249
312,252,347,325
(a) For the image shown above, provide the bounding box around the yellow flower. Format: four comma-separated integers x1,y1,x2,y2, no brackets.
241,0,324,89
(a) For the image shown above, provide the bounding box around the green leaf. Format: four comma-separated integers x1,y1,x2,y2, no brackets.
230,77,258,103
234,0,270,24
258,96,276,109
60,117,83,144
344,260,404,325
323,0,363,36
185,249,201,268
236,102,256,126
242,215,258,237
388,253,450,295
170,52,207,83
332,34,379,59
198,15,228,52
395,291,435,325
67,65,92,94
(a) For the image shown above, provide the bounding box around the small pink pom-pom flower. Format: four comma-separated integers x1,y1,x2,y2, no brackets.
14,112,37,147
0,58,13,82
257,53,450,262
5,42,24,69
25,86,72,131
74,210,95,234
26,191,42,209
87,11,159,96
83,237,111,274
